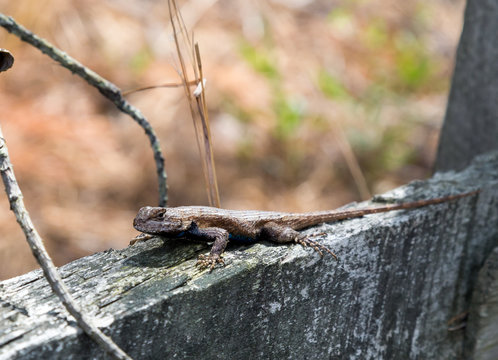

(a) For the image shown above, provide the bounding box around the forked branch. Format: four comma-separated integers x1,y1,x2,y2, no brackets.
0,13,168,206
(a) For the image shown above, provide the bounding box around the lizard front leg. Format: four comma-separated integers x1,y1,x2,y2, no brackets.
186,223,229,271
259,222,337,259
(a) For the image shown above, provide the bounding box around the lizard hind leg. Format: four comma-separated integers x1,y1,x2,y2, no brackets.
259,222,337,260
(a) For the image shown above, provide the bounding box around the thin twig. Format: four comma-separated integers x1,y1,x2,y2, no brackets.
0,125,132,360
122,79,197,96
0,13,167,206
331,120,371,200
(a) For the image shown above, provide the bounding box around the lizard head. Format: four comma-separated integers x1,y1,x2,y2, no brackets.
133,207,191,235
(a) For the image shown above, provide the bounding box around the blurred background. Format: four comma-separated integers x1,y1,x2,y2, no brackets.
0,0,465,279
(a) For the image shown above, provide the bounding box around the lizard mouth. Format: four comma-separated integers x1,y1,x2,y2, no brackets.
133,218,185,234
133,207,185,234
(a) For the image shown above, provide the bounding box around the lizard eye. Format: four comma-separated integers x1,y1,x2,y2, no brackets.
153,210,166,220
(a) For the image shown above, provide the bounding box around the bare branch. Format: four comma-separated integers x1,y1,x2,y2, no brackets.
0,13,168,206
0,125,132,359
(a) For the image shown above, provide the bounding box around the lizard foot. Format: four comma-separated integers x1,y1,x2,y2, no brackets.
129,233,155,246
197,254,225,271
296,236,338,260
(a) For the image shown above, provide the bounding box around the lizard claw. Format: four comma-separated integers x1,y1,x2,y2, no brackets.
129,233,155,246
197,254,225,271
296,236,338,260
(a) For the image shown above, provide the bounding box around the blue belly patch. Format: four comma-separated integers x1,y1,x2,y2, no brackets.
175,231,255,243
229,233,256,244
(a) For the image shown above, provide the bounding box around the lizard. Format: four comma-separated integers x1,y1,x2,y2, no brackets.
132,190,479,270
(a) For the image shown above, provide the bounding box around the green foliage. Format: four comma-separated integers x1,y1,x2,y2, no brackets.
239,40,279,81
393,32,432,90
327,7,354,32
376,125,416,171
239,38,305,140
318,69,349,99
129,47,153,75
346,115,417,178
273,94,304,139
364,19,388,49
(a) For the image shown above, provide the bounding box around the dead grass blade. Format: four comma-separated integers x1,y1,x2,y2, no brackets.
168,0,220,207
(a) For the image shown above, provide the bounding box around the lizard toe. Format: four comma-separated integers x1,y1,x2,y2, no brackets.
296,236,338,260
197,254,225,271
129,233,155,246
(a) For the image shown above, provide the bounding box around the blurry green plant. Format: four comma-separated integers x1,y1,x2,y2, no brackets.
376,125,417,171
393,31,432,91
326,7,354,34
234,2,446,188
129,47,153,75
239,38,305,140
346,111,417,180
239,40,279,81
318,69,350,100
348,3,443,94
364,19,389,49
273,93,304,139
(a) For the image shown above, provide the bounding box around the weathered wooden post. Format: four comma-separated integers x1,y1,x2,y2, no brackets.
0,151,496,359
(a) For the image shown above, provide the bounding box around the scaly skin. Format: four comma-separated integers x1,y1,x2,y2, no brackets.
133,190,479,270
